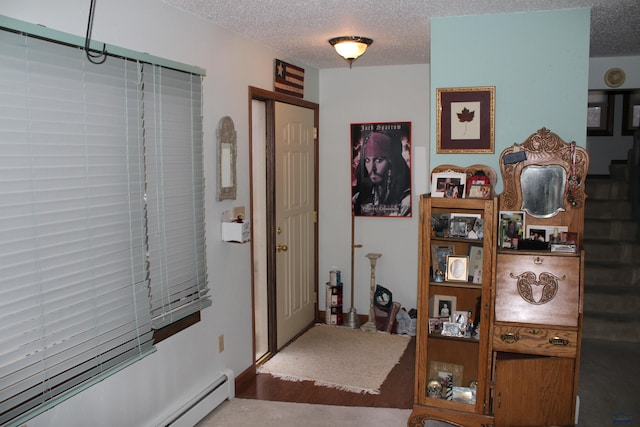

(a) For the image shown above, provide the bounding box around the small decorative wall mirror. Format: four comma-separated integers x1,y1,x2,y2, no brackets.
217,116,237,201
520,165,566,218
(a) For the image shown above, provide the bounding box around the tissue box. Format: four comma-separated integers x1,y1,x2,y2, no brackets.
222,221,250,243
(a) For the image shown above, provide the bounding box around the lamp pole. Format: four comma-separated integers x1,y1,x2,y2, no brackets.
345,213,362,328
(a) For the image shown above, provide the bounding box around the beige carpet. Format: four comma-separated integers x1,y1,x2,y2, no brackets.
257,324,411,394
196,398,411,427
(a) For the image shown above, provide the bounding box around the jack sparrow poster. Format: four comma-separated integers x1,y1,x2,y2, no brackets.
351,122,412,217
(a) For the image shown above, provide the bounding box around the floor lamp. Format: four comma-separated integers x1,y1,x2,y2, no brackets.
344,213,362,328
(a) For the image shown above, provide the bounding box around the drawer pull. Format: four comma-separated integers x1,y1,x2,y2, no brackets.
500,333,520,343
549,337,569,346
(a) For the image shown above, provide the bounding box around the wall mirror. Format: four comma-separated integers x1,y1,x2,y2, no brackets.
217,116,237,201
499,128,589,236
520,165,566,218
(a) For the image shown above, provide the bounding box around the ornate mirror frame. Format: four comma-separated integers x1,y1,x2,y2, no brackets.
499,128,590,238
217,116,237,201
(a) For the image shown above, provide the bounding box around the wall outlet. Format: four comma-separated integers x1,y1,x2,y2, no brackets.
218,334,224,353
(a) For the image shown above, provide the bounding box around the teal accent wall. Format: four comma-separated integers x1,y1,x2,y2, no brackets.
430,8,590,191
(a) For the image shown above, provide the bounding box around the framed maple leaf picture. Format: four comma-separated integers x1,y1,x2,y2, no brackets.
436,86,495,153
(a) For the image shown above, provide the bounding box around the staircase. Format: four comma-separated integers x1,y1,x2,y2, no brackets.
583,161,640,343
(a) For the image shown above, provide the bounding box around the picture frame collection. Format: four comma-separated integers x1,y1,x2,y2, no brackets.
431,212,484,241
429,241,485,285
498,210,577,252
430,170,494,200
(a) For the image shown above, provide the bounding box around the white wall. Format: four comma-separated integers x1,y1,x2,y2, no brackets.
587,56,640,175
589,56,640,90
318,65,430,315
0,1,318,426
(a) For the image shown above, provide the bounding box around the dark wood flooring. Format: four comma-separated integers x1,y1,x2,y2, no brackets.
236,336,416,409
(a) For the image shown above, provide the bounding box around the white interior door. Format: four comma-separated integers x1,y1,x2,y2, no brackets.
275,101,316,349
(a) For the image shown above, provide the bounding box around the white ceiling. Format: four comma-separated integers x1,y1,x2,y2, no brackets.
162,0,640,69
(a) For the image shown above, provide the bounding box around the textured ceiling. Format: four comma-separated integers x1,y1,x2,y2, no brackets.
163,0,640,69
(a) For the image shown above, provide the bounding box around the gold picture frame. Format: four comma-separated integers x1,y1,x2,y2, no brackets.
446,255,469,282
436,86,495,154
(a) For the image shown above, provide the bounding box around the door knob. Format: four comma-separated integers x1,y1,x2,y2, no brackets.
276,244,288,252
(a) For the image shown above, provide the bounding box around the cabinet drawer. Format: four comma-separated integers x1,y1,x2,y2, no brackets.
495,253,580,327
492,324,577,357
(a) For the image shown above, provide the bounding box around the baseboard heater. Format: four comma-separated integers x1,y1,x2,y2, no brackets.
161,369,235,427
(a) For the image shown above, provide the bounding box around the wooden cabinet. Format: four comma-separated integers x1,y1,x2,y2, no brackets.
409,195,497,427
410,128,589,427
490,251,583,426
489,128,589,426
492,354,576,426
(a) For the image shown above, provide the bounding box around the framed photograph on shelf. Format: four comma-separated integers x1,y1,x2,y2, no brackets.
431,244,455,278
429,361,464,386
436,86,495,154
429,294,457,318
442,322,462,337
499,211,525,249
428,316,450,334
449,213,480,239
525,225,568,242
467,245,483,284
449,218,469,238
453,310,469,327
470,217,484,239
446,255,469,282
431,171,466,198
431,213,450,237
468,184,492,199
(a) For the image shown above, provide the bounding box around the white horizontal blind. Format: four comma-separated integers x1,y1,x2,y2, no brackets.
145,65,210,328
0,27,215,425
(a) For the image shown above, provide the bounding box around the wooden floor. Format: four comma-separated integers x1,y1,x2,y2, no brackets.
236,336,416,409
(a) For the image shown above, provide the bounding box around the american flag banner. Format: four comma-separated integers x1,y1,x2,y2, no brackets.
274,59,304,98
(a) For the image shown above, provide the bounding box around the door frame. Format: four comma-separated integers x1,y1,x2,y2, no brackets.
248,86,320,362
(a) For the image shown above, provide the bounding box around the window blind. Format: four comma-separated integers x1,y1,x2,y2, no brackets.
0,26,208,425
144,65,210,328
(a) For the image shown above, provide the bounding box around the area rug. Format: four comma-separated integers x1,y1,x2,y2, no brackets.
257,324,411,394
196,398,411,427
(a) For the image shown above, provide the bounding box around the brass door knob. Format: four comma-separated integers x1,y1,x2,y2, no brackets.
276,244,288,252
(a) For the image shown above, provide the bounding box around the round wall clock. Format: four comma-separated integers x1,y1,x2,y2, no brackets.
604,68,626,88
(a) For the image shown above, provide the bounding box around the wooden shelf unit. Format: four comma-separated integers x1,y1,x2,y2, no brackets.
409,195,498,427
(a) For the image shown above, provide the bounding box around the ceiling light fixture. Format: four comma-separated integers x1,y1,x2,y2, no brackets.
329,36,373,68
